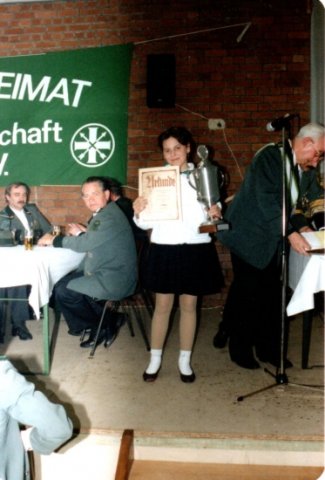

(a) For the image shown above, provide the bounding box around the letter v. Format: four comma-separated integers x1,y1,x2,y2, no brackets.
0,153,9,175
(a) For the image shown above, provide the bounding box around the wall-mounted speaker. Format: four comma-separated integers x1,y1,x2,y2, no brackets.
146,54,176,108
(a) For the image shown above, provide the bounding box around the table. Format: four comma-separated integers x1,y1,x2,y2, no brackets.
0,246,85,374
287,249,325,368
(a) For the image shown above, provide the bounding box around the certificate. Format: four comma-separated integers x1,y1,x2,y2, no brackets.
138,165,182,222
302,231,325,254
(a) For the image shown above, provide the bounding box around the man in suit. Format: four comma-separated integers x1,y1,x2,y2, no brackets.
0,182,52,341
213,123,324,369
38,176,137,348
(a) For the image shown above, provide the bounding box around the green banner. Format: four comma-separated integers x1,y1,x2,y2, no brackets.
0,44,133,186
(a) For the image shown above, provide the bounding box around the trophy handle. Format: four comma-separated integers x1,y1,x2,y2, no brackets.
187,170,198,192
197,144,209,161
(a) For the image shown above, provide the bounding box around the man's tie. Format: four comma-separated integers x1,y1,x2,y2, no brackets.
293,164,300,184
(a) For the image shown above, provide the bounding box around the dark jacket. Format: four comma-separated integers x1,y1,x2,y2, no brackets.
0,203,52,243
115,196,149,243
217,142,323,269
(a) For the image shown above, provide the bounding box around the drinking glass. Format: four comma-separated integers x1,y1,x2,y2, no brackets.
24,229,34,250
52,225,61,237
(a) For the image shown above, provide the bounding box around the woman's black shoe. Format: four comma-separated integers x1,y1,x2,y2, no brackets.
179,371,196,383
143,368,160,382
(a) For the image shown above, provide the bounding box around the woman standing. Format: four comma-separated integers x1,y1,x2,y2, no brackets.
133,126,224,383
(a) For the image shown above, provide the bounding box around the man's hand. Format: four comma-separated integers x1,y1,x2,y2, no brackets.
66,223,86,236
207,203,223,220
37,233,54,246
299,226,314,233
288,231,311,255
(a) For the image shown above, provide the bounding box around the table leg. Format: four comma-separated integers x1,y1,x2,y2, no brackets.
302,309,313,369
42,304,50,375
0,297,50,375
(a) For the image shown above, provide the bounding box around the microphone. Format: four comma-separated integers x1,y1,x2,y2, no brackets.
266,113,299,132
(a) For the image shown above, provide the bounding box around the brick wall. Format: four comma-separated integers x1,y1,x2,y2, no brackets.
0,0,312,307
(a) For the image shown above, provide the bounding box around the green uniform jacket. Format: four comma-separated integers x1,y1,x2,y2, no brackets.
54,201,137,301
0,203,52,243
217,142,322,269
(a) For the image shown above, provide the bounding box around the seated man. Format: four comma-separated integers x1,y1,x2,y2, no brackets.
38,176,138,348
0,182,52,341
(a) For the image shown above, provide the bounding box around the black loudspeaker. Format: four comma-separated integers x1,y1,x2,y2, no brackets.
146,54,176,108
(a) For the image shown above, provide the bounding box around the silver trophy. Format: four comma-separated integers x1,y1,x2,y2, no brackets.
188,145,229,233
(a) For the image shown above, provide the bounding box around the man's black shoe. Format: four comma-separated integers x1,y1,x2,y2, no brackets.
80,328,117,349
80,311,126,349
230,354,260,370
80,328,107,348
213,329,229,349
104,330,118,348
12,325,33,340
107,312,126,344
257,354,293,369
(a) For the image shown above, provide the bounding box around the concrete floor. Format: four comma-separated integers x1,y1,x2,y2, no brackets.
2,305,324,441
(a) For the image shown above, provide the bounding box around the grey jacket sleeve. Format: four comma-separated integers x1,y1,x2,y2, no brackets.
0,360,73,455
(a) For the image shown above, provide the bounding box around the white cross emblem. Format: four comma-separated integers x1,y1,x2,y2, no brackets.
70,123,115,167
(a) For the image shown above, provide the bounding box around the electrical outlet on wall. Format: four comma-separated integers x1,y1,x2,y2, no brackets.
208,118,226,130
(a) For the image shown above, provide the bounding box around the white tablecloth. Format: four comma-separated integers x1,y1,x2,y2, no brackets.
287,249,325,316
0,245,85,318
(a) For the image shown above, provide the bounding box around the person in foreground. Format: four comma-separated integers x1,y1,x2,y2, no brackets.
133,126,224,383
38,176,137,349
0,182,52,341
213,122,325,369
0,355,73,480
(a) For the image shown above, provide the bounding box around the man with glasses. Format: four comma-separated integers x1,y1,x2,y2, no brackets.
38,176,137,349
212,122,324,370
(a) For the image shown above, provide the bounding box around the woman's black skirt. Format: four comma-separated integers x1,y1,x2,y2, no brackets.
142,242,224,296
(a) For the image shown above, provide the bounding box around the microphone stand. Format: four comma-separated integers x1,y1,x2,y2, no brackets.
237,126,323,402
